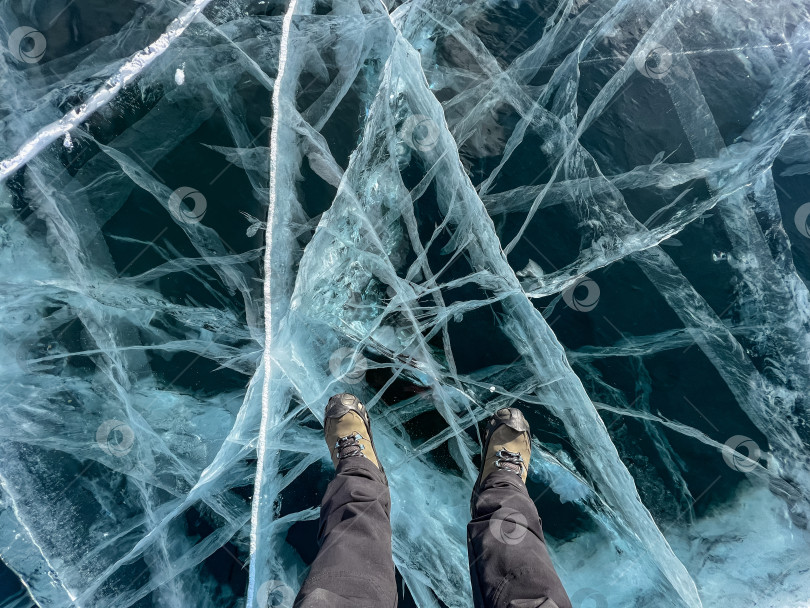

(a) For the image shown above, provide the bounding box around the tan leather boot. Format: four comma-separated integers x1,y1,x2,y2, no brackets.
472,407,531,511
323,393,386,483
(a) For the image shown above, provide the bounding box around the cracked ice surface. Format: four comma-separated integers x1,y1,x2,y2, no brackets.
1,0,810,607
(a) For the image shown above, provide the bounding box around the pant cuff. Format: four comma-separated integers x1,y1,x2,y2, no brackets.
335,454,386,483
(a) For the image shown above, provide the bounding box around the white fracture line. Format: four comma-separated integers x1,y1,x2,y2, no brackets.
0,0,214,182
246,0,300,606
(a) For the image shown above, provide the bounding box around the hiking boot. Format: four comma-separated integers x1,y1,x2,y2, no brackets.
472,407,531,511
324,393,386,483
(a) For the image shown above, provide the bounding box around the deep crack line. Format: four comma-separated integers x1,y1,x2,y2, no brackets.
0,0,215,183
247,0,303,606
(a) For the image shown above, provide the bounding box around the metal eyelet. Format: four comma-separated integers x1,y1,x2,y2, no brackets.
335,433,362,448
496,449,523,462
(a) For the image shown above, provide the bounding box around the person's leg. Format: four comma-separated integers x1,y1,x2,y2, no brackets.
467,409,572,608
294,394,397,608
468,470,571,608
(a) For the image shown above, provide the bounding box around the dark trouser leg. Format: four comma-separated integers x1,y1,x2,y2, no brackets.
294,457,397,608
468,470,572,608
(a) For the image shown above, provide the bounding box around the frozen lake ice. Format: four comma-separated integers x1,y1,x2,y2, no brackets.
1,0,810,606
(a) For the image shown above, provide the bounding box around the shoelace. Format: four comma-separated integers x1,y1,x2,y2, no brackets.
334,433,366,460
494,448,524,476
